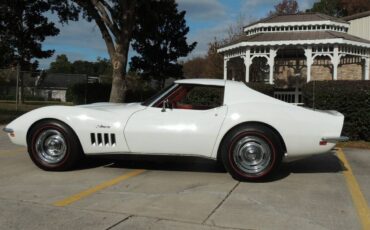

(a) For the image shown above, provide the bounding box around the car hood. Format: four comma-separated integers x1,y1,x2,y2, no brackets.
77,102,145,114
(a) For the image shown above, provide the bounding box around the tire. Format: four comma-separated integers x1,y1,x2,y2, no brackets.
220,124,283,181
27,120,83,171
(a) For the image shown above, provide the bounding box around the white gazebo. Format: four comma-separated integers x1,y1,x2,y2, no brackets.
218,13,370,84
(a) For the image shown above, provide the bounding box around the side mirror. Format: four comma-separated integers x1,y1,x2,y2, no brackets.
161,99,171,112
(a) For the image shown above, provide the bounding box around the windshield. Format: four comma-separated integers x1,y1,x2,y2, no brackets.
141,83,175,106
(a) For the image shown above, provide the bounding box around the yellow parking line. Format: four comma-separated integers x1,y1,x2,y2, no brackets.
53,169,145,207
337,148,370,230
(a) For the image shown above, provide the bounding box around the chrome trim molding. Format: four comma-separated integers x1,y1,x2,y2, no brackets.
2,127,14,133
322,136,349,143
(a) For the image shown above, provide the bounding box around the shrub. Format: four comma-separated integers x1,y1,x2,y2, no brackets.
246,82,274,96
302,81,370,141
66,83,111,104
67,82,158,104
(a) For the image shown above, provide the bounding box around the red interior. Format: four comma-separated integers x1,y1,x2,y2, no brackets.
155,85,212,110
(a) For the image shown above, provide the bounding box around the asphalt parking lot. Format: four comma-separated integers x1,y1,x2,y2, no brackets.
0,125,369,230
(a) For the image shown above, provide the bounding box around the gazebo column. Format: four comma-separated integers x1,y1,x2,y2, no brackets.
364,57,370,80
243,49,251,82
268,48,276,84
332,45,340,80
304,46,313,82
223,57,229,80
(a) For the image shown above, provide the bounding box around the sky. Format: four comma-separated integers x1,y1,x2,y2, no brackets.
38,0,317,69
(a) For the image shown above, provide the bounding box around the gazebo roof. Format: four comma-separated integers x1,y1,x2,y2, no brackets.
246,13,349,28
219,12,370,53
219,31,370,51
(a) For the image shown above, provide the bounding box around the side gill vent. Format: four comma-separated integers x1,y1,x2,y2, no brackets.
90,133,116,147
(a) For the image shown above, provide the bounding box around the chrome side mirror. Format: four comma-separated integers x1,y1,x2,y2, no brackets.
162,99,169,112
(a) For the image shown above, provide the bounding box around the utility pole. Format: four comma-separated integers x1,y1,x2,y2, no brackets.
15,63,20,112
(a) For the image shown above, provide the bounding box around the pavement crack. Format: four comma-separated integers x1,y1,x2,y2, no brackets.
202,181,240,225
105,214,133,230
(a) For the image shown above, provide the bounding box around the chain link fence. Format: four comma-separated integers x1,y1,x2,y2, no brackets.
0,66,112,105
0,66,112,123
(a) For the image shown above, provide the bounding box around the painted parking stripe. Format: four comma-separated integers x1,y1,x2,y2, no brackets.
337,148,370,230
53,169,145,207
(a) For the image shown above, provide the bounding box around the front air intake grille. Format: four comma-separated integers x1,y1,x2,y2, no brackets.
90,133,116,147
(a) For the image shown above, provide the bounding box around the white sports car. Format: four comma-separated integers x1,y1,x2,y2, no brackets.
3,79,347,181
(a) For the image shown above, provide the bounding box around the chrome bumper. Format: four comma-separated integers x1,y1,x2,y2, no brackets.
322,136,349,143
2,127,14,133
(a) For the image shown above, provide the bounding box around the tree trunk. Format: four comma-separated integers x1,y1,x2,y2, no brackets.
109,56,127,103
108,3,136,103
109,45,129,103
19,72,25,104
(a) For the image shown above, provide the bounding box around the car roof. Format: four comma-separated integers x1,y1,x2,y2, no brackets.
174,78,226,86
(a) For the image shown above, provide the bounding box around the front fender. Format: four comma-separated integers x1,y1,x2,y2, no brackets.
5,105,128,153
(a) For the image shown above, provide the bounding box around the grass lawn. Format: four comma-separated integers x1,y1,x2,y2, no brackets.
0,100,72,124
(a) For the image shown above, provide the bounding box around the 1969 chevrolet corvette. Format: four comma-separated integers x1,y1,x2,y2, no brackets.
3,79,347,181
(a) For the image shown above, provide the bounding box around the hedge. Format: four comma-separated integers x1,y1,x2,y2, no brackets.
67,83,157,105
246,82,274,96
302,81,370,141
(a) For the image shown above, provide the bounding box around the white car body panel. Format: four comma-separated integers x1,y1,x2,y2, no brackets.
125,106,227,156
4,79,344,161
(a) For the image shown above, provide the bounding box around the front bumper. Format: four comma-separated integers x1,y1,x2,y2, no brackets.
322,136,349,143
2,127,14,134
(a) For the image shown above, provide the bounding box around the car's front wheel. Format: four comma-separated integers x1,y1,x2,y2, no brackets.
221,124,283,181
28,120,82,171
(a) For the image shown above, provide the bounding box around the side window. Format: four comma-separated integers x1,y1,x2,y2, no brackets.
177,85,224,110
154,84,224,110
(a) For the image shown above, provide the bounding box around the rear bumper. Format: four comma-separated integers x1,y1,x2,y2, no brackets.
322,136,349,143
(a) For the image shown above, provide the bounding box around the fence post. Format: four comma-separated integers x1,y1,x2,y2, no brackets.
15,64,20,112
294,86,299,104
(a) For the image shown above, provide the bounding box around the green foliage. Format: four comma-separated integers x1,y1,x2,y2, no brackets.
48,55,113,76
130,0,196,88
66,83,111,104
49,55,72,73
246,83,275,96
67,81,157,105
302,81,370,141
0,0,78,69
307,0,344,17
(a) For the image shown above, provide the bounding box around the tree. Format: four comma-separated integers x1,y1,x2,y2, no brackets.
307,0,345,17
307,0,370,17
49,54,73,73
129,0,196,89
226,13,247,44
339,0,370,15
64,0,143,102
0,0,78,102
204,40,223,79
269,0,299,16
48,54,112,76
182,39,223,79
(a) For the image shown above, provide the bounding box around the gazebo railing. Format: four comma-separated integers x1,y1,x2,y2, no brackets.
274,89,302,105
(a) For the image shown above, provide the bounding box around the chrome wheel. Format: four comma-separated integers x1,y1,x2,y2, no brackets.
35,129,67,164
233,136,271,174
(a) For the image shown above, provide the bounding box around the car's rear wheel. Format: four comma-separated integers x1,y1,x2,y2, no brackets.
28,120,82,171
221,124,283,181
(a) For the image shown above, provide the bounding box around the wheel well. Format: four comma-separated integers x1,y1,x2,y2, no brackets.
217,121,287,161
26,118,82,149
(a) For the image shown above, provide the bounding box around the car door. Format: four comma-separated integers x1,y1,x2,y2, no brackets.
124,84,227,157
